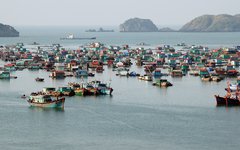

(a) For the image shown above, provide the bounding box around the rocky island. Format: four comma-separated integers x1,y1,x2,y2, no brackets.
0,23,19,37
179,14,240,32
119,18,159,32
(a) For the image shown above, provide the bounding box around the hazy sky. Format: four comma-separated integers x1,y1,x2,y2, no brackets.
1,0,239,27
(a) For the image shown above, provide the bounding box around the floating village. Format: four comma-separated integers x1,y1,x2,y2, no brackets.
0,42,240,108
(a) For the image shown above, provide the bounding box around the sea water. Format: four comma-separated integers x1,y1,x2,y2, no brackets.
0,26,240,150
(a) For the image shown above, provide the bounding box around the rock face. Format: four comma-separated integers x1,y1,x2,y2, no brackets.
0,23,19,37
120,18,158,32
179,14,240,32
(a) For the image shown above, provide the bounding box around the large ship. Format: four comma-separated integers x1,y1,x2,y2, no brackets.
60,34,96,40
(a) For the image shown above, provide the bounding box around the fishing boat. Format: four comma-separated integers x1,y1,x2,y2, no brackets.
215,95,240,106
75,70,88,78
68,82,88,96
117,68,128,76
0,71,17,79
224,78,240,92
201,75,212,82
138,74,153,81
57,87,75,97
27,93,65,108
35,77,44,82
210,73,222,82
60,34,96,40
96,66,104,73
152,79,173,87
170,70,183,77
128,71,140,77
153,68,162,77
215,82,240,106
91,81,113,95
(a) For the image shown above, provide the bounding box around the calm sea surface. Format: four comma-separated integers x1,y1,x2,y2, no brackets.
0,26,240,150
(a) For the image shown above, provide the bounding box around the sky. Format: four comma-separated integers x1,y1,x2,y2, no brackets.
0,0,240,27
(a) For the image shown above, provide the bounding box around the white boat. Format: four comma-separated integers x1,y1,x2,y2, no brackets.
60,34,96,40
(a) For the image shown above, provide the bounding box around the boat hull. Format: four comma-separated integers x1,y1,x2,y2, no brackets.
28,97,65,108
215,95,240,106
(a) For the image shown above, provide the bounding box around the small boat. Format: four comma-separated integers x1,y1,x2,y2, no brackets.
152,79,173,87
201,75,212,82
210,73,222,82
91,81,113,95
75,70,88,78
57,87,75,97
170,70,183,77
128,71,140,77
27,93,65,108
138,74,153,81
118,69,128,76
96,66,104,73
35,77,44,82
88,72,95,77
153,68,162,77
21,94,27,99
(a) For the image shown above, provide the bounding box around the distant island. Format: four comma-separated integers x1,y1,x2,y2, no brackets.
119,18,175,32
158,27,176,32
119,18,159,32
86,27,114,32
0,23,19,37
179,14,240,32
120,14,240,32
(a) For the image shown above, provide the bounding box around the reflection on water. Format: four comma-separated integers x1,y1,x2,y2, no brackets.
28,106,65,113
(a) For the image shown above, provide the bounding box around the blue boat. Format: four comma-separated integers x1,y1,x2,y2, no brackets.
75,70,88,78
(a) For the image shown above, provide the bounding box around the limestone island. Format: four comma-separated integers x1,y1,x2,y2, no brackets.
119,18,176,32
179,14,240,32
119,18,159,32
0,23,19,37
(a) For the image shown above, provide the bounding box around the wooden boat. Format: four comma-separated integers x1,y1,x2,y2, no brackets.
215,82,240,106
210,73,222,82
35,77,44,82
152,79,173,87
0,71,17,79
91,81,113,95
27,93,65,108
74,88,87,96
68,82,91,96
138,74,153,81
50,70,65,79
170,70,183,77
226,70,238,77
57,87,75,96
201,75,212,81
75,70,88,78
153,68,162,77
96,66,104,73
0,71,10,79
85,84,99,95
215,67,226,75
215,95,240,106
117,68,128,76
